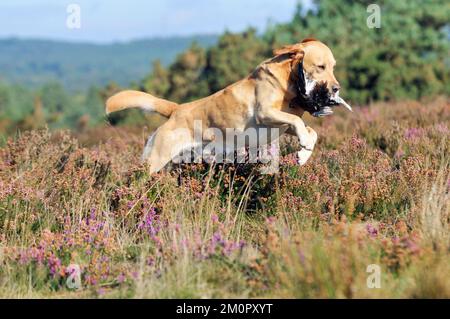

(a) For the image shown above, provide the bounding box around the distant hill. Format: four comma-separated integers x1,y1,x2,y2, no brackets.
0,35,217,91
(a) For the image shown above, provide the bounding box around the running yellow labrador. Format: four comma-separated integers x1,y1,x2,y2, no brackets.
106,39,352,173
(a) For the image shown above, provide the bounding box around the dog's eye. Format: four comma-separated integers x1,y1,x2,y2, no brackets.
318,65,326,71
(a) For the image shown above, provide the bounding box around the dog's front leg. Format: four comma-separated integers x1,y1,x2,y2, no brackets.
284,125,317,166
255,81,317,165
296,127,317,165
256,107,316,151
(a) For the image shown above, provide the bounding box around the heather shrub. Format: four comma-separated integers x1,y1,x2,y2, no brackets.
0,98,448,298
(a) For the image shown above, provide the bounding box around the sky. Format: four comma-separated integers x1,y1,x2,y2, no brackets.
0,0,312,43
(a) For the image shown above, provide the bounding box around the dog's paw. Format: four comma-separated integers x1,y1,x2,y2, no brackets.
299,128,318,151
297,149,313,166
299,134,315,151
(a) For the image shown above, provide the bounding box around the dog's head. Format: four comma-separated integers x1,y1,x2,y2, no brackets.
274,39,351,116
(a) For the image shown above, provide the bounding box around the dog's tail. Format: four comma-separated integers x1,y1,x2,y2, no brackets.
105,90,178,118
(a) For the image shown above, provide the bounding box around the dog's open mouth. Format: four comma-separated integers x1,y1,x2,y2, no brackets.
308,82,353,117
292,63,353,117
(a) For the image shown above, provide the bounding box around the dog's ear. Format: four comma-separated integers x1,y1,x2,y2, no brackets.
273,44,304,60
301,38,317,43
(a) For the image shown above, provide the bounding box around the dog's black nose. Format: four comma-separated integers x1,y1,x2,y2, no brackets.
332,84,340,93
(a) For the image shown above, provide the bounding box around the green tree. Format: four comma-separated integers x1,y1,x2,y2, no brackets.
142,60,170,97
116,0,449,127
0,83,33,122
205,28,270,93
84,86,104,122
141,29,270,104
40,82,71,121
265,0,450,103
166,42,209,102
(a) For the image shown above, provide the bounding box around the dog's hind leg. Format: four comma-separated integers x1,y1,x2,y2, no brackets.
142,129,158,162
143,122,197,174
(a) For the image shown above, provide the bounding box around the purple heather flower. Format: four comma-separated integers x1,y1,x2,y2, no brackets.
366,224,378,237
404,127,424,140
47,254,62,277
394,149,405,159
435,123,448,134
97,288,106,295
405,239,420,254
391,236,400,245
147,257,155,267
127,201,135,209
116,273,126,283
139,207,160,238
298,249,306,265
18,251,29,265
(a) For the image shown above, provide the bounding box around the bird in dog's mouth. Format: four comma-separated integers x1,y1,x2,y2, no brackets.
292,61,353,117
307,82,353,117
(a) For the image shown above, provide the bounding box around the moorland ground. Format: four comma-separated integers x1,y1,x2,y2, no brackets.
0,98,448,298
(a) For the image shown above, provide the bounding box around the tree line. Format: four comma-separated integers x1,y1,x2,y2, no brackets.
1,0,448,134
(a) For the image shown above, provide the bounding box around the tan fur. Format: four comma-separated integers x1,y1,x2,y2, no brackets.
106,40,341,174
106,90,178,117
